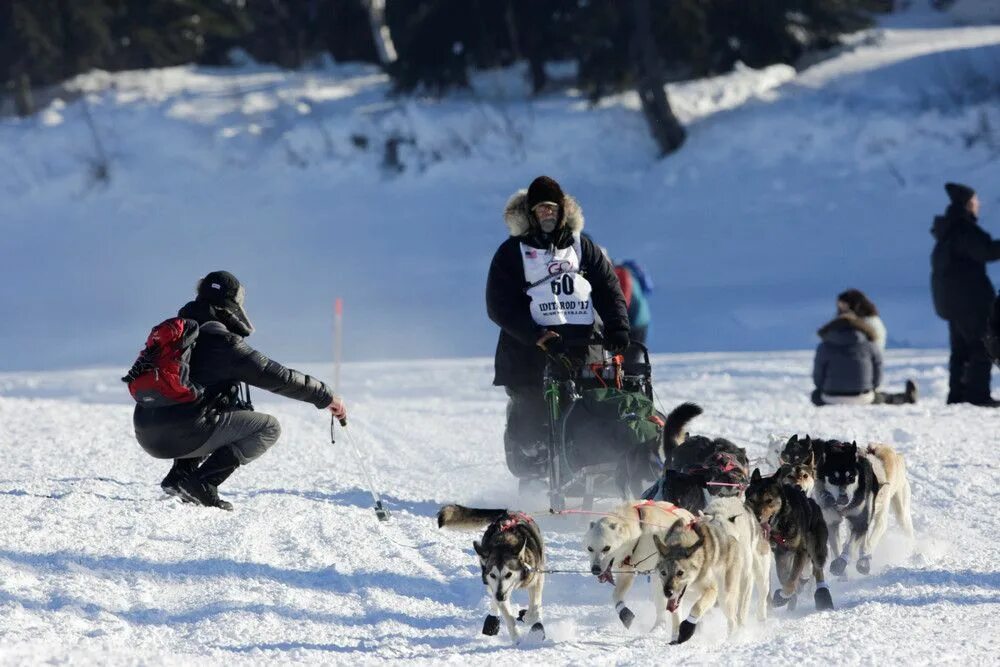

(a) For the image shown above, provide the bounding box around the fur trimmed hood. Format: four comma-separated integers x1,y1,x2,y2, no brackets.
503,189,585,237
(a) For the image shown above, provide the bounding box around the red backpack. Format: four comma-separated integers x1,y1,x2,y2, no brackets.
123,318,203,407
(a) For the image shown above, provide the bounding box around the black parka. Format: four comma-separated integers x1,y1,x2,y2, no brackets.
486,189,630,387
133,300,333,459
931,206,1000,329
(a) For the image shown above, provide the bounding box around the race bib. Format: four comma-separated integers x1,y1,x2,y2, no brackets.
522,237,595,327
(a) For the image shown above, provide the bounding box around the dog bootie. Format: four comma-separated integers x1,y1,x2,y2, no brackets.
671,619,697,644
482,614,500,636
814,584,834,611
830,556,848,577
616,602,635,629
528,622,546,641
856,555,871,575
771,589,796,608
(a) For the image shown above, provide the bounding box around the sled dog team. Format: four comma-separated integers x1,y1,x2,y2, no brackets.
438,402,914,644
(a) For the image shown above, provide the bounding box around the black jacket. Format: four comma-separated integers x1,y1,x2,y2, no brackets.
813,323,882,395
133,300,333,459
931,206,1000,329
486,189,630,387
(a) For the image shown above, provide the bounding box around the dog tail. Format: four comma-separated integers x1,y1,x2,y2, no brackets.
437,504,508,529
663,402,703,457
865,442,898,466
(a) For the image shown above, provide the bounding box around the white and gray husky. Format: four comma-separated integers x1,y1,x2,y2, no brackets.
437,504,545,643
815,441,914,576
582,500,696,636
652,495,770,644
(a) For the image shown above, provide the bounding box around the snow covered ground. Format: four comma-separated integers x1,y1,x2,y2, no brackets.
0,351,997,664
3,8,1000,370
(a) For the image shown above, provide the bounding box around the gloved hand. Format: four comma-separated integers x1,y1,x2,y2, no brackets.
605,330,631,354
536,330,562,353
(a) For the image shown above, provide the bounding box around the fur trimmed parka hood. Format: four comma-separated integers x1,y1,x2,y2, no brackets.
503,189,585,237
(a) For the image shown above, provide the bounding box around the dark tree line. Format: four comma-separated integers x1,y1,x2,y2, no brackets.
1,0,888,154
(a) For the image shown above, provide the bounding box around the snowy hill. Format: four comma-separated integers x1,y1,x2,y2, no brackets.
3,11,1000,371
1,351,997,663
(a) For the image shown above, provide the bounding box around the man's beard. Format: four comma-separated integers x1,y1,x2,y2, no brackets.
539,218,558,233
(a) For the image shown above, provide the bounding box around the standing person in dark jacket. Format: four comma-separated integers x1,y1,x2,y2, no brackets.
486,176,630,479
133,271,347,510
931,182,1000,406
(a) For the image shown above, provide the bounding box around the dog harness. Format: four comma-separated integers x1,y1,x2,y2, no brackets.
761,521,789,548
499,511,535,533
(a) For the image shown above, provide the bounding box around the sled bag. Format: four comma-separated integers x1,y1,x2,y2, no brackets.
123,318,203,407
563,387,664,469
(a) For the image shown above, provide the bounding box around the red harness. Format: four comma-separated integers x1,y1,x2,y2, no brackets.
499,511,535,533
761,521,788,547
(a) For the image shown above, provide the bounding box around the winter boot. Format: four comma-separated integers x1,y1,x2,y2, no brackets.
160,458,201,497
178,447,240,511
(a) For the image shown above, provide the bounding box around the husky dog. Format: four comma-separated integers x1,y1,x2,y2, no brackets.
640,403,749,503
650,498,759,645
617,402,703,499
582,501,696,636
815,441,914,576
745,468,835,611
781,452,818,494
644,469,712,512
437,504,545,643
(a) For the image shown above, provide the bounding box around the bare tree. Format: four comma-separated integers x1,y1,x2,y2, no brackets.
629,0,685,156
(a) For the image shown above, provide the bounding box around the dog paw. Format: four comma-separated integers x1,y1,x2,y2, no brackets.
517,609,527,623
617,605,635,629
672,620,696,644
829,556,848,577
482,614,500,636
856,556,871,575
771,589,795,609
814,587,835,611
528,622,546,642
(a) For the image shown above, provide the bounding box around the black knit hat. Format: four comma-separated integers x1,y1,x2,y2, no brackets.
945,182,975,207
196,270,254,335
526,176,564,210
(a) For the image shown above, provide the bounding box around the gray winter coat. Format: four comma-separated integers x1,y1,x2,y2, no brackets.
813,325,882,395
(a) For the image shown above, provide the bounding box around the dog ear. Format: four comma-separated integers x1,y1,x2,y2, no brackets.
786,434,798,446
653,533,670,556
808,449,815,467
473,540,487,560
850,441,858,456
751,468,761,483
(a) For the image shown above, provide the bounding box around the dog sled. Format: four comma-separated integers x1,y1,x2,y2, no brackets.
539,338,663,512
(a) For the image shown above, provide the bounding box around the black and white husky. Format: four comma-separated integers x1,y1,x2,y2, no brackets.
815,441,914,576
437,504,546,644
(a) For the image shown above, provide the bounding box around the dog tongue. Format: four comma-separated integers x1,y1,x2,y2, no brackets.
666,598,679,612
597,565,615,585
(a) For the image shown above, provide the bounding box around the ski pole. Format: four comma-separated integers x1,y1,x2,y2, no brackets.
331,415,391,522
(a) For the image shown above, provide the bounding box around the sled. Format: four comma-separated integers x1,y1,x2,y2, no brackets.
540,338,661,512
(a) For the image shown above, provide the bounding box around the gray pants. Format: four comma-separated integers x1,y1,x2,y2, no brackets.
184,410,281,464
